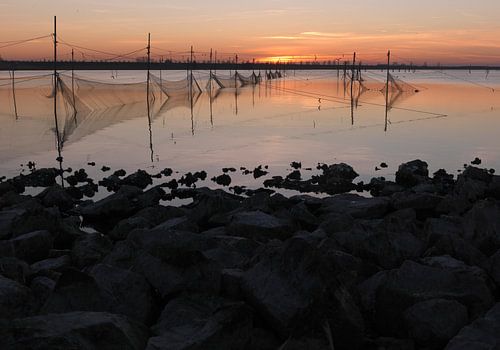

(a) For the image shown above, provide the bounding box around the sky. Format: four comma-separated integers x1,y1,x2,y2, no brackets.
1,0,500,64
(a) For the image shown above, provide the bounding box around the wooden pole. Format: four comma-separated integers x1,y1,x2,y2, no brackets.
11,69,18,119
71,49,77,115
385,50,391,132
146,33,154,162
53,16,60,148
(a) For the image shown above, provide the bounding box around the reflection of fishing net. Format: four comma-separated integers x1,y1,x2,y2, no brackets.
344,71,419,109
236,72,260,86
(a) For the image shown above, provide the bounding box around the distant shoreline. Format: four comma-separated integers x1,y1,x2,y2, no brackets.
1,61,499,71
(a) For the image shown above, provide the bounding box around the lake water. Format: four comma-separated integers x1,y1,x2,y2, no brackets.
1,69,499,194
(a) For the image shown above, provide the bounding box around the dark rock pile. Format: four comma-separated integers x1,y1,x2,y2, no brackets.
0,159,499,349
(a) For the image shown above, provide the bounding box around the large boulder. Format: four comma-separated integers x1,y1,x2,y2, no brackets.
0,230,53,263
0,257,31,284
359,260,494,336
403,299,468,349
226,210,294,241
71,233,112,269
318,194,390,219
0,275,34,318
241,237,365,349
445,303,500,350
147,294,253,350
330,222,424,269
462,200,500,256
396,160,429,187
0,311,149,350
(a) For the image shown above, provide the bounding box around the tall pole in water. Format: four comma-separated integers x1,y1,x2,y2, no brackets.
11,68,18,119
209,48,213,127
71,48,76,115
350,52,356,125
53,16,63,184
385,50,391,132
146,33,154,162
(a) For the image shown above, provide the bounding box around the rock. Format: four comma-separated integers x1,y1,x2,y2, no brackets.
488,175,500,199
14,168,59,187
0,182,16,196
109,205,185,241
424,217,488,268
79,185,143,228
121,170,153,189
212,174,232,187
99,174,122,191
319,213,355,236
30,276,56,305
187,188,242,227
71,233,112,269
90,264,156,324
241,237,365,349
291,161,302,169
147,294,253,350
319,194,390,219
488,250,500,287
404,299,468,349
380,162,388,168
463,200,500,256
0,230,53,263
30,255,71,274
286,170,301,181
445,303,500,350
392,192,443,216
202,235,260,269
0,275,34,318
359,260,494,336
114,169,127,177
253,165,268,179
0,257,31,284
226,210,294,241
0,311,149,349
136,186,165,208
102,165,111,172
330,223,424,269
471,157,482,165
38,186,75,211
153,216,198,233
396,160,429,187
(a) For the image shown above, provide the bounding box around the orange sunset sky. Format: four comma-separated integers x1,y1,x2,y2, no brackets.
1,0,500,65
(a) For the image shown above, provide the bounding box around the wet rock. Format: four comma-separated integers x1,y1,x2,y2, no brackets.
222,167,236,173
227,210,294,241
187,188,242,227
359,260,494,336
121,170,153,189
396,160,429,187
286,170,301,181
37,185,75,211
99,174,122,191
79,185,142,226
319,213,355,235
30,276,56,305
445,303,500,350
404,299,468,349
101,165,111,172
153,216,199,233
148,294,253,350
0,275,34,318
241,237,365,349
0,257,31,284
253,165,268,179
203,235,260,269
0,311,149,350
380,162,388,168
14,168,59,188
488,175,500,199
291,161,302,169
0,182,16,196
71,233,112,269
87,162,96,166
212,174,232,186
471,157,482,165
160,168,173,177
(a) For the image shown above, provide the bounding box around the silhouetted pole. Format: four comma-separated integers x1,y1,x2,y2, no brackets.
71,49,76,115
146,33,154,162
214,50,217,75
209,48,213,127
11,69,18,119
385,50,391,132
53,16,60,148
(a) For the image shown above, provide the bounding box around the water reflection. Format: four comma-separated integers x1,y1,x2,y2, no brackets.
0,70,499,186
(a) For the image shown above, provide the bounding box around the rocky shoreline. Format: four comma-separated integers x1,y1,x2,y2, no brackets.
0,159,499,349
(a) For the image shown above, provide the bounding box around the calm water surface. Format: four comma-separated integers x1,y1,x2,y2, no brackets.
0,69,499,194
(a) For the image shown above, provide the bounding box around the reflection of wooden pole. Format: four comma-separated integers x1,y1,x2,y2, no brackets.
53,16,60,147
147,33,154,162
11,69,18,119
71,49,77,116
385,50,391,132
350,52,356,125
